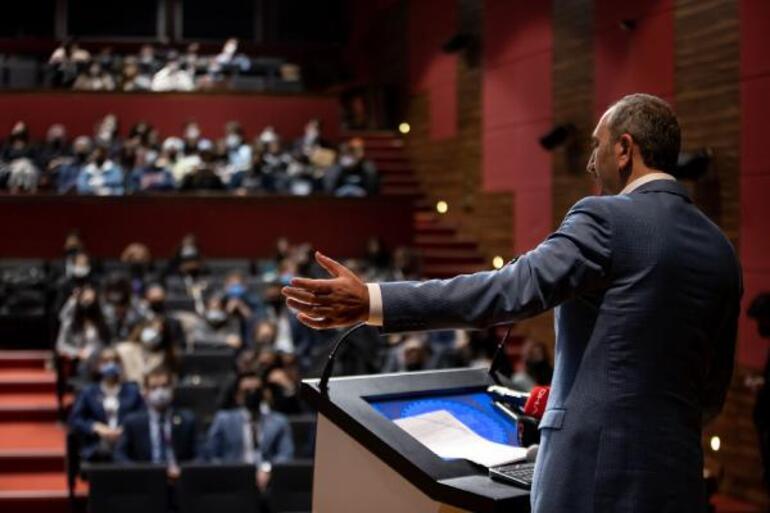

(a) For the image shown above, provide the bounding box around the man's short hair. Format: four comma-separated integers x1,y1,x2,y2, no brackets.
606,93,681,173
143,365,174,387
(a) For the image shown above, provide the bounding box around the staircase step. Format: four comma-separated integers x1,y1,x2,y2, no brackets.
0,472,86,513
0,423,65,452
0,352,50,370
0,370,56,394
0,395,59,422
420,249,487,264
381,186,422,196
342,130,398,139
359,139,404,150
0,450,65,473
380,175,420,186
422,263,488,278
415,236,478,250
376,161,414,172
415,225,457,236
368,152,408,162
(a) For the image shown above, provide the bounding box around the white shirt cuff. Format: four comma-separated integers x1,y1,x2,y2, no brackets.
365,283,383,327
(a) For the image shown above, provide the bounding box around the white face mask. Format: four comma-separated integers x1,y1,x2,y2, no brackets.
147,386,172,410
140,327,161,348
225,134,241,149
71,265,90,278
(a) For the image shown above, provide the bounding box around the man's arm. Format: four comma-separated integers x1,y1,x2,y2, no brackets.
282,197,612,332
378,197,613,332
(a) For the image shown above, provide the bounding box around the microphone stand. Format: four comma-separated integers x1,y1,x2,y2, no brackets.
319,322,367,395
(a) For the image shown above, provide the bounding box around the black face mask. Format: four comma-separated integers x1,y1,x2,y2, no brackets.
243,389,262,412
148,301,165,314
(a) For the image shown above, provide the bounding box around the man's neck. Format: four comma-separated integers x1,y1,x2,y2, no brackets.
619,169,676,195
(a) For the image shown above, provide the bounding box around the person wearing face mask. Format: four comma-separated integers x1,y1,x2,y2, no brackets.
56,285,112,376
142,283,186,347
116,367,198,479
102,273,143,341
511,339,554,392
328,137,379,197
76,145,125,196
56,136,92,193
206,371,294,493
68,347,144,462
189,295,242,350
222,122,252,185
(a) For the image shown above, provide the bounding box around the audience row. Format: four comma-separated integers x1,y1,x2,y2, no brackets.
1,116,379,196
49,39,301,93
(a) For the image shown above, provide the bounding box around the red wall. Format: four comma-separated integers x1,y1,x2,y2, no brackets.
408,0,458,140
594,0,675,115
739,0,770,369
482,0,553,254
0,92,341,142
0,195,413,259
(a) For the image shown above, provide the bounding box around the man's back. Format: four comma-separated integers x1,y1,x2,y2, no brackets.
532,179,740,513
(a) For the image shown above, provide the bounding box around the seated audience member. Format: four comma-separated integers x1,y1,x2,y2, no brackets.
54,250,94,314
363,237,392,279
188,295,242,350
73,62,115,91
179,140,225,191
120,57,152,91
116,367,198,478
151,59,195,92
102,274,143,341
222,122,252,177
264,354,305,415
56,136,92,193
293,118,330,157
511,339,553,392
117,283,184,380
77,146,124,195
36,124,70,190
121,242,154,297
57,284,112,374
68,347,145,462
328,138,379,197
130,150,176,192
258,133,292,192
1,121,40,192
207,371,294,491
382,336,435,373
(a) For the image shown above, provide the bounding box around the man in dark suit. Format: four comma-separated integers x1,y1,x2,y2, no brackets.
68,347,145,461
282,93,742,513
115,366,198,479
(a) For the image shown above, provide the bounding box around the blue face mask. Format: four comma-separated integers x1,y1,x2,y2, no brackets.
279,273,293,286
226,283,246,298
100,361,121,379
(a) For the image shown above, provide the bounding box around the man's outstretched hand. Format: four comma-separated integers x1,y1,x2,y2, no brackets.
281,251,369,329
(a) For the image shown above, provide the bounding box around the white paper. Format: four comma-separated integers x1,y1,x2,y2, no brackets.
394,409,527,468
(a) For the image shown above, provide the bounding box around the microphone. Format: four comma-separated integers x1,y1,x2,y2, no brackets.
522,385,550,419
318,322,367,395
487,256,520,385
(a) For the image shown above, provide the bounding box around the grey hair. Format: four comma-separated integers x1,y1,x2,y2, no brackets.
606,93,681,173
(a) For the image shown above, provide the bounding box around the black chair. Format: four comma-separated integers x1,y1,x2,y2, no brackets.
269,460,314,513
206,259,253,276
287,415,317,459
173,383,221,427
180,351,236,387
178,463,259,513
87,464,168,513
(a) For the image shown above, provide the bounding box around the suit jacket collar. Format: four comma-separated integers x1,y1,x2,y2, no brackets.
630,178,691,202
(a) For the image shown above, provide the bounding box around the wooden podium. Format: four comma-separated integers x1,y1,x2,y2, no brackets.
302,368,531,513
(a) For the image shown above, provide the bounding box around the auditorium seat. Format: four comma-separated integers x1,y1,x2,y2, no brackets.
287,415,316,459
86,464,168,513
269,459,314,513
180,351,236,387
173,382,221,428
178,463,259,513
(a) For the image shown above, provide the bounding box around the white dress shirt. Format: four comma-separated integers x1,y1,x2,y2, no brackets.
364,172,677,327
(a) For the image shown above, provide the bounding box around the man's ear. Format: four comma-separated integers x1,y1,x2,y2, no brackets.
616,133,633,170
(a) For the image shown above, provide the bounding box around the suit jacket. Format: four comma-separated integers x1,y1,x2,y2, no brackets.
68,381,145,460
115,409,198,464
379,180,741,513
206,408,294,465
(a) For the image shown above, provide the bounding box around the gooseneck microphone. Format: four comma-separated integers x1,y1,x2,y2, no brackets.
487,256,520,385
318,322,367,395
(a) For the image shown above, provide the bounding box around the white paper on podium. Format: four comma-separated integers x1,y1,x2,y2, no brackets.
393,409,528,468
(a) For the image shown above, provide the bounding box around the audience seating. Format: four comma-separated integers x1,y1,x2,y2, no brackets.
178,463,260,513
173,382,221,427
269,459,314,513
180,350,236,386
86,463,169,513
288,415,317,459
